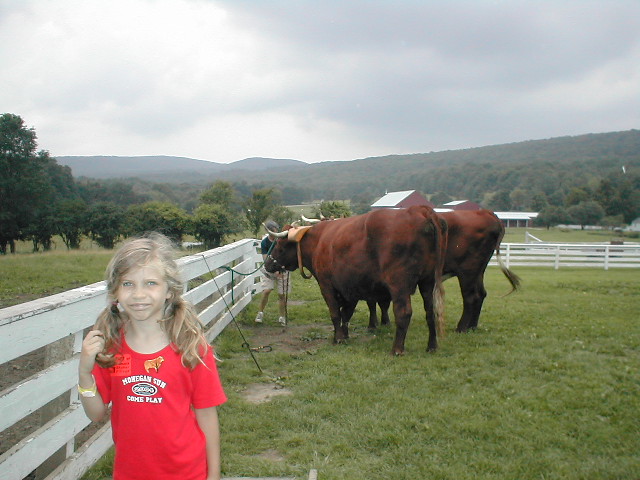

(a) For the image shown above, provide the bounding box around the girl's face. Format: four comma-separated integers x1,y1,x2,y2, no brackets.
116,261,171,324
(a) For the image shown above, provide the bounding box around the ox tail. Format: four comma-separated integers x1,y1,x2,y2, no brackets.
496,251,521,296
432,216,447,338
495,225,521,296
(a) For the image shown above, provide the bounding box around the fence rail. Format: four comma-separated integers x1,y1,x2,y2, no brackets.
490,242,640,269
0,239,264,480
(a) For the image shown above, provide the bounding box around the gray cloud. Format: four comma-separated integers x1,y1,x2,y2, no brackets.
1,0,638,162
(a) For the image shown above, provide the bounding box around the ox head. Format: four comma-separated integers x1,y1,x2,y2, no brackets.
262,223,299,274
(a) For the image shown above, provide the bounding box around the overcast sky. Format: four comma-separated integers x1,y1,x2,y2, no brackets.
2,0,639,164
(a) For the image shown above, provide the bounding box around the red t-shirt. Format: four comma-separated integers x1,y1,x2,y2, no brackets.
93,338,227,480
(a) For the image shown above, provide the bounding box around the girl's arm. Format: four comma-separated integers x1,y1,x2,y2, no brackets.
78,330,108,422
195,406,221,480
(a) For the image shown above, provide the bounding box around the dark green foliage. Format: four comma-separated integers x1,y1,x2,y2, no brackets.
313,200,352,219
535,205,573,229
55,199,89,249
568,201,606,229
192,203,245,249
124,202,189,241
245,188,280,236
86,202,124,249
0,114,72,253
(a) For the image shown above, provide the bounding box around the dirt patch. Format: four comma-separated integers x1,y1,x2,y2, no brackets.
246,322,334,355
253,448,286,462
243,383,293,405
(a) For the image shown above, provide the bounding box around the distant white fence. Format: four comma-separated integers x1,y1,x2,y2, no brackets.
0,239,264,480
490,242,640,269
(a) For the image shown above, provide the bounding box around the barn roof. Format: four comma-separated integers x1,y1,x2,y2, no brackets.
494,211,539,220
442,200,469,206
371,190,417,208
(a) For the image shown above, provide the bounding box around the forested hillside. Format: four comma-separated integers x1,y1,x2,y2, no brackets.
58,130,640,210
2,111,639,255
240,130,640,206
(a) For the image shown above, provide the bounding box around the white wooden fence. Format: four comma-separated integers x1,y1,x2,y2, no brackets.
0,239,264,480
489,242,640,269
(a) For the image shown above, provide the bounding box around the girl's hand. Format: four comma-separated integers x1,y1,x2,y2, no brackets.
79,330,104,374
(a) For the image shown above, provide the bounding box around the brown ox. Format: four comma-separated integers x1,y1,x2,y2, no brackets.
265,205,447,355
367,209,520,333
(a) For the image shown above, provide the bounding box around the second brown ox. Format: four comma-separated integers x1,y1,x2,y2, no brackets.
367,209,521,333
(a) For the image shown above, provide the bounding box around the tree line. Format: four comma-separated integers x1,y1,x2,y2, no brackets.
0,114,305,254
2,113,639,254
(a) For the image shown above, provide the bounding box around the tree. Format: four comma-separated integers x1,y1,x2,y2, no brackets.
125,202,189,241
192,203,243,249
0,114,52,253
564,187,590,207
510,188,531,211
55,199,88,249
535,205,572,229
567,201,605,230
76,179,148,206
24,205,57,251
270,205,296,229
530,191,549,211
487,190,511,211
314,200,352,219
24,152,81,251
200,181,239,211
429,192,452,207
245,188,279,236
86,202,124,249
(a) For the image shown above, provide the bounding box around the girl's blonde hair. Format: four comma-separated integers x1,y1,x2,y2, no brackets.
94,232,208,369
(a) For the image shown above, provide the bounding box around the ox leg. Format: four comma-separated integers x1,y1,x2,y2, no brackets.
379,299,391,326
340,301,357,339
456,276,486,332
367,299,391,330
418,280,438,352
320,292,348,344
467,277,487,330
390,296,412,356
366,300,378,330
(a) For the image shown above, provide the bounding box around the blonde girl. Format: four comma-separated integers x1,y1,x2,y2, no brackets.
78,233,226,480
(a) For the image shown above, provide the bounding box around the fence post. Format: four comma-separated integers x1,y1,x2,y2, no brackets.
604,245,610,270
554,246,560,270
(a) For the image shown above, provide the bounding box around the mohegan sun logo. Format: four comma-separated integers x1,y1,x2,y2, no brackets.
132,383,158,396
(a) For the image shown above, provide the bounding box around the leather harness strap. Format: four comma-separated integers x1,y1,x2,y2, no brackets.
297,241,313,279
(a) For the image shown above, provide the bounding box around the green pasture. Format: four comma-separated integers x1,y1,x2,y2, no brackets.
208,267,639,480
2,230,638,479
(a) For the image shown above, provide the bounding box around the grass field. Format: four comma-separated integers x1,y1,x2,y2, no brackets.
2,230,639,479
205,267,639,480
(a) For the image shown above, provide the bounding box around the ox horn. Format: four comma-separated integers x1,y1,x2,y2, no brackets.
263,222,288,238
301,214,321,224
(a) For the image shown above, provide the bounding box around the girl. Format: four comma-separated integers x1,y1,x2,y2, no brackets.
78,233,226,480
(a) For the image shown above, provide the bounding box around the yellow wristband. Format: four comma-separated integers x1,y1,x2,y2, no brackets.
78,377,97,397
